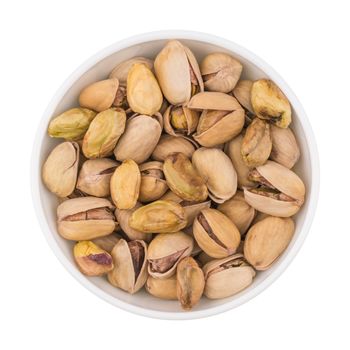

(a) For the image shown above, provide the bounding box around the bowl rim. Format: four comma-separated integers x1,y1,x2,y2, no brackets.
31,30,320,320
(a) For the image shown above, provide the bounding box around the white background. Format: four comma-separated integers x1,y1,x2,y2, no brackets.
1,0,349,349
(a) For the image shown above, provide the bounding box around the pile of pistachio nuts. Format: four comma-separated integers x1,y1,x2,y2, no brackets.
42,40,305,310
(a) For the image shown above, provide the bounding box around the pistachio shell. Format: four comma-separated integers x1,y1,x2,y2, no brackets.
82,107,126,159
48,108,96,140
244,216,295,270
91,233,122,253
164,105,199,136
79,78,119,112
188,91,242,111
114,114,162,164
42,141,79,197
127,63,163,115
146,275,177,300
233,80,254,113
110,159,140,210
192,147,237,203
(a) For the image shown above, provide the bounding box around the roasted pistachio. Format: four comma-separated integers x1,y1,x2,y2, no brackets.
91,233,122,253
76,158,119,197
110,159,141,210
147,231,193,279
146,275,177,300
57,197,116,240
42,141,79,197
251,79,291,128
129,200,187,233
176,257,205,310
74,241,114,276
244,216,295,270
164,105,199,136
193,208,241,258
233,80,254,113
82,107,126,158
203,254,255,299
201,52,242,93
108,239,148,294
163,152,208,202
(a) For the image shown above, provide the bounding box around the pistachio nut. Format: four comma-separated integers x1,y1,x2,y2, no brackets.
114,114,162,164
193,208,241,258
108,239,148,294
82,107,126,158
163,152,208,202
241,118,272,168
79,78,120,112
139,161,168,202
109,57,153,85
244,216,295,270
225,135,255,188
233,80,254,113
74,241,114,276
203,254,255,299
154,40,203,105
147,231,193,279
163,105,199,136
200,52,242,93
192,147,237,203
176,257,204,310
115,202,152,242
110,159,141,210
42,141,79,197
151,135,197,161
129,200,187,233
48,108,96,140
217,191,255,235
127,63,163,115
270,125,300,169
76,158,119,197
91,233,122,253
244,160,305,217
251,79,291,128
146,275,177,300
57,197,116,240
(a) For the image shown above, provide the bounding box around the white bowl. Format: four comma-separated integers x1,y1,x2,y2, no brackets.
31,30,319,320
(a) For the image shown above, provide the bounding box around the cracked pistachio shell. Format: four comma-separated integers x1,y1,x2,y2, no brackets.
233,80,254,113
203,254,256,299
42,141,79,197
176,257,204,310
108,239,148,294
244,216,295,270
217,191,255,235
127,63,163,115
110,159,140,210
139,161,168,202
225,135,255,188
241,118,272,168
114,114,162,164
164,105,199,136
244,160,305,217
251,79,291,128
74,241,114,276
188,91,242,111
147,231,193,279
163,152,208,202
146,275,177,300
57,197,116,240
76,158,119,197
115,202,152,242
82,108,126,159
79,78,119,112
270,125,300,169
109,57,153,85
193,208,241,258
201,52,242,93
129,200,187,233
91,233,122,253
192,147,237,203
151,135,197,161
48,108,96,140
154,40,204,105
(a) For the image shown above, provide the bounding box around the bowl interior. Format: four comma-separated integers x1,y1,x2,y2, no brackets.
35,36,313,317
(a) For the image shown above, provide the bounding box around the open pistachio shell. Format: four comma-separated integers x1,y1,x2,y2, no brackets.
233,80,254,113
188,91,242,111
244,216,295,270
146,275,177,300
164,105,199,136
91,233,122,253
